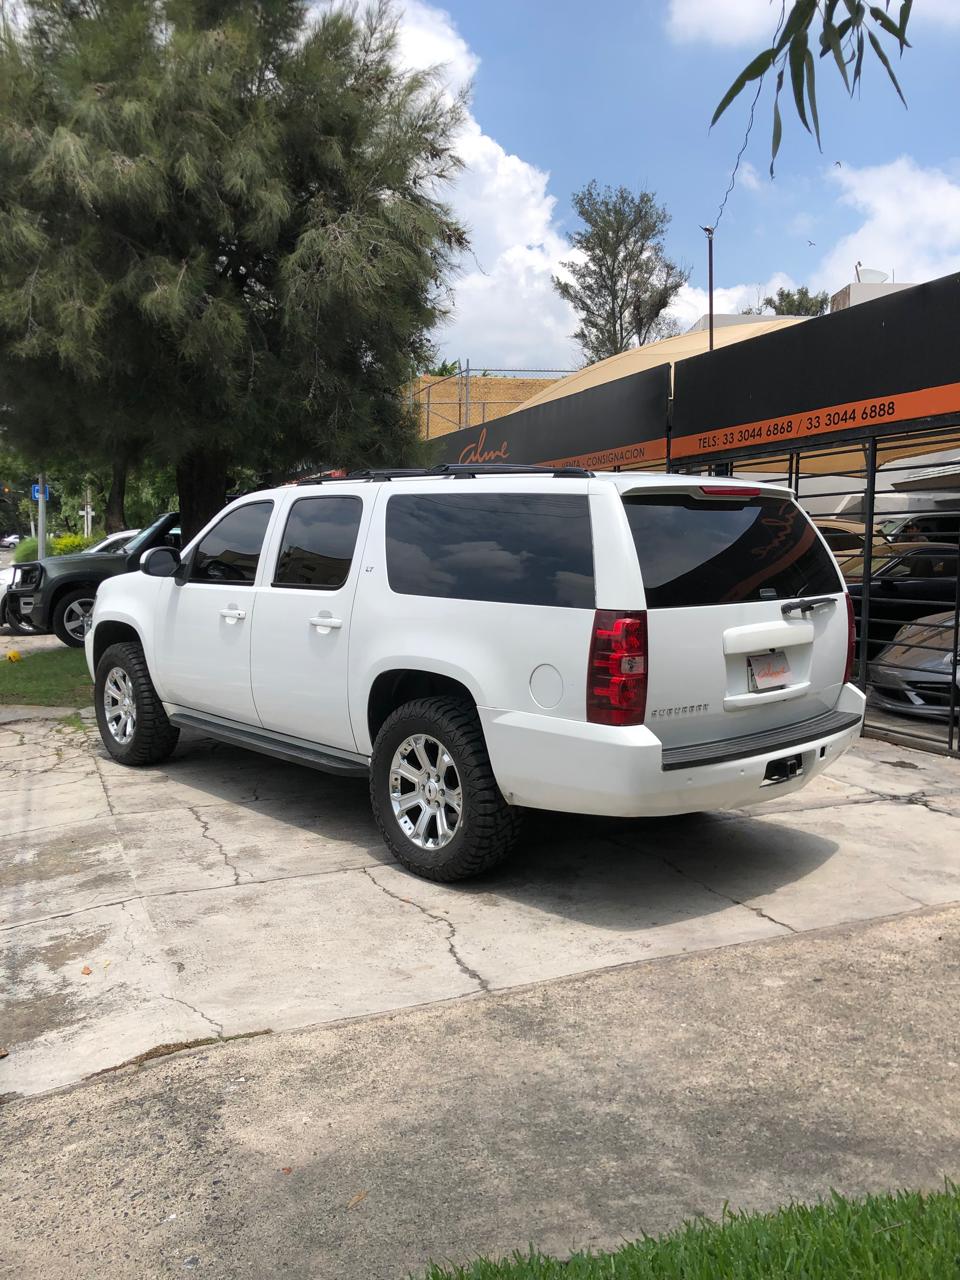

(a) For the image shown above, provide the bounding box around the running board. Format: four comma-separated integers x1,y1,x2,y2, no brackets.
660,709,863,771
168,712,370,777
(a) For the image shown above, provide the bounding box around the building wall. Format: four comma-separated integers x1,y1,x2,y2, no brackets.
410,374,564,438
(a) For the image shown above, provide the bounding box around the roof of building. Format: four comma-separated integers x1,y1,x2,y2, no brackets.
512,316,807,414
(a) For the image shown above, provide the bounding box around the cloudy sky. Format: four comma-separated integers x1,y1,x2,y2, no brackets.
391,0,960,369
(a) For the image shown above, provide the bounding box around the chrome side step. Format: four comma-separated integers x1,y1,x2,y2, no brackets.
168,711,370,777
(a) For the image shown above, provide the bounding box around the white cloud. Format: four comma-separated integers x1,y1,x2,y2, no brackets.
666,0,777,46
666,0,960,45
813,156,960,292
914,0,960,26
666,272,796,329
394,1,578,368
738,160,763,192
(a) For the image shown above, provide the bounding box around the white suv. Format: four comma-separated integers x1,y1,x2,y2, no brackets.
87,466,865,881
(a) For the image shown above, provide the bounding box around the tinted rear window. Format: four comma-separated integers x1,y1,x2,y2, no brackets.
623,493,842,608
386,492,595,608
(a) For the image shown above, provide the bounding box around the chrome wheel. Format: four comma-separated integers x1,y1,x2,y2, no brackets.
103,666,137,745
389,733,462,850
63,597,95,642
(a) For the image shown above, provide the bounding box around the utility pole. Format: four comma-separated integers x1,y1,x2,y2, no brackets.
700,225,715,350
37,472,48,558
82,483,93,537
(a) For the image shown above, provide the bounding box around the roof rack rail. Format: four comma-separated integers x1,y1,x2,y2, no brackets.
345,463,594,481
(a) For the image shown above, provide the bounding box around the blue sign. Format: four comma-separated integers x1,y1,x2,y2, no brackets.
31,484,49,502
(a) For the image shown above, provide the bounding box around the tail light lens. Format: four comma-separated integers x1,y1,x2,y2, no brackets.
587,610,648,726
844,593,856,684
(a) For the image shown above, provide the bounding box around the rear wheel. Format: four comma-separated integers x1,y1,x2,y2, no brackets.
95,642,179,766
370,696,521,882
52,588,97,647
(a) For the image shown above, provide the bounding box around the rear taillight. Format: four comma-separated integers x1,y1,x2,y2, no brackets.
587,610,648,726
844,593,856,684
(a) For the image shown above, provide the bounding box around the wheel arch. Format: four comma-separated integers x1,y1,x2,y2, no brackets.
367,668,477,749
92,619,145,670
49,577,100,616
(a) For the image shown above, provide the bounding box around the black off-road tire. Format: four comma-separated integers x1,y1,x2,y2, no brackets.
95,641,180,766
370,696,522,882
3,594,39,636
52,587,97,647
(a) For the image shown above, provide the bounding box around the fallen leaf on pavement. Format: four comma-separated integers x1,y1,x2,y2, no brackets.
0,1048,8,1059
81,966,92,976
346,1191,368,1210
280,1167,292,1175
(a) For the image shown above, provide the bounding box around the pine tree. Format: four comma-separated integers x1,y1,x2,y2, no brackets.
0,0,466,536
552,181,687,366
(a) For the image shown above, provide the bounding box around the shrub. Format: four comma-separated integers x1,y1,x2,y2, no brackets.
12,533,98,562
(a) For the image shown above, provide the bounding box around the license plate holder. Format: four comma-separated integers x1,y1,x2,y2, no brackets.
747,649,792,692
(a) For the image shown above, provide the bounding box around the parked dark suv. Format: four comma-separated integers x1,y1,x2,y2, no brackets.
7,512,180,647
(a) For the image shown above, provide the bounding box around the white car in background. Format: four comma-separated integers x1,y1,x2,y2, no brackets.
0,563,35,634
1,533,22,549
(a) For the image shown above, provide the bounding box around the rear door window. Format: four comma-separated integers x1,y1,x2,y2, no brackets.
623,492,842,608
385,492,595,608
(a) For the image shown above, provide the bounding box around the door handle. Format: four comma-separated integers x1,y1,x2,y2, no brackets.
308,615,343,631
220,608,246,623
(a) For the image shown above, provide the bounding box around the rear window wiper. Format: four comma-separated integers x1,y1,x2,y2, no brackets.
781,596,837,615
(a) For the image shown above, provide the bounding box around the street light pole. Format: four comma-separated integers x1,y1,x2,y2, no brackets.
37,472,47,558
700,225,715,351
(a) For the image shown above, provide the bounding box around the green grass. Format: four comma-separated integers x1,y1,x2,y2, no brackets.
0,647,93,708
420,1188,960,1279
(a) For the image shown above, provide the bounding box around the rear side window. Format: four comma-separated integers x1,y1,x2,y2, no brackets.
274,496,362,589
623,493,842,608
191,502,273,586
386,492,595,608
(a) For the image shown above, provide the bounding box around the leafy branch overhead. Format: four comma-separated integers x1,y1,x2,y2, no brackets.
713,1,913,174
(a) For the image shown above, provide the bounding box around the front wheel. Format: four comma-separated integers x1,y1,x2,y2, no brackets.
95,642,180,766
3,595,39,636
370,696,521,882
52,588,97,647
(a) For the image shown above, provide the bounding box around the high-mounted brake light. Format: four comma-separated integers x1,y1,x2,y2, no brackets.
698,485,760,497
844,592,857,684
587,611,648,726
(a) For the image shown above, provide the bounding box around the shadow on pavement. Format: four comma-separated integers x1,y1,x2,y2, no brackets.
149,732,837,932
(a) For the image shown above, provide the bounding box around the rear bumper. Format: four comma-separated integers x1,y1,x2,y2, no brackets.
480,683,866,818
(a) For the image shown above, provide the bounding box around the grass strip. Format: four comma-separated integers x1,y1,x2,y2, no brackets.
421,1187,960,1279
0,647,93,708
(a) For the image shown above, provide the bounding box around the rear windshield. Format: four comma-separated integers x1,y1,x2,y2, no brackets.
623,493,842,608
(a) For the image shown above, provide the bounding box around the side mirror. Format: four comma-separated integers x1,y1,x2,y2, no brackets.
140,546,181,578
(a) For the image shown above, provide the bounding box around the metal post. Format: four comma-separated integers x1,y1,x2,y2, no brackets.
464,358,471,429
701,225,715,351
84,482,93,537
37,472,47,558
948,519,960,753
858,438,878,689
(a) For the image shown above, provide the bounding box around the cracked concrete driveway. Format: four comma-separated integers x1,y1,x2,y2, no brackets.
3,711,960,1102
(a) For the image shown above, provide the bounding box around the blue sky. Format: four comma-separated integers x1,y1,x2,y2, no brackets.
394,0,960,368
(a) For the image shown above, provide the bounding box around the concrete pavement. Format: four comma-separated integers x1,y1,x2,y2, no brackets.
3,713,960,1099
2,906,958,1279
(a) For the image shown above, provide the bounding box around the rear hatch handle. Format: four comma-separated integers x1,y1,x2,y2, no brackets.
781,596,837,616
